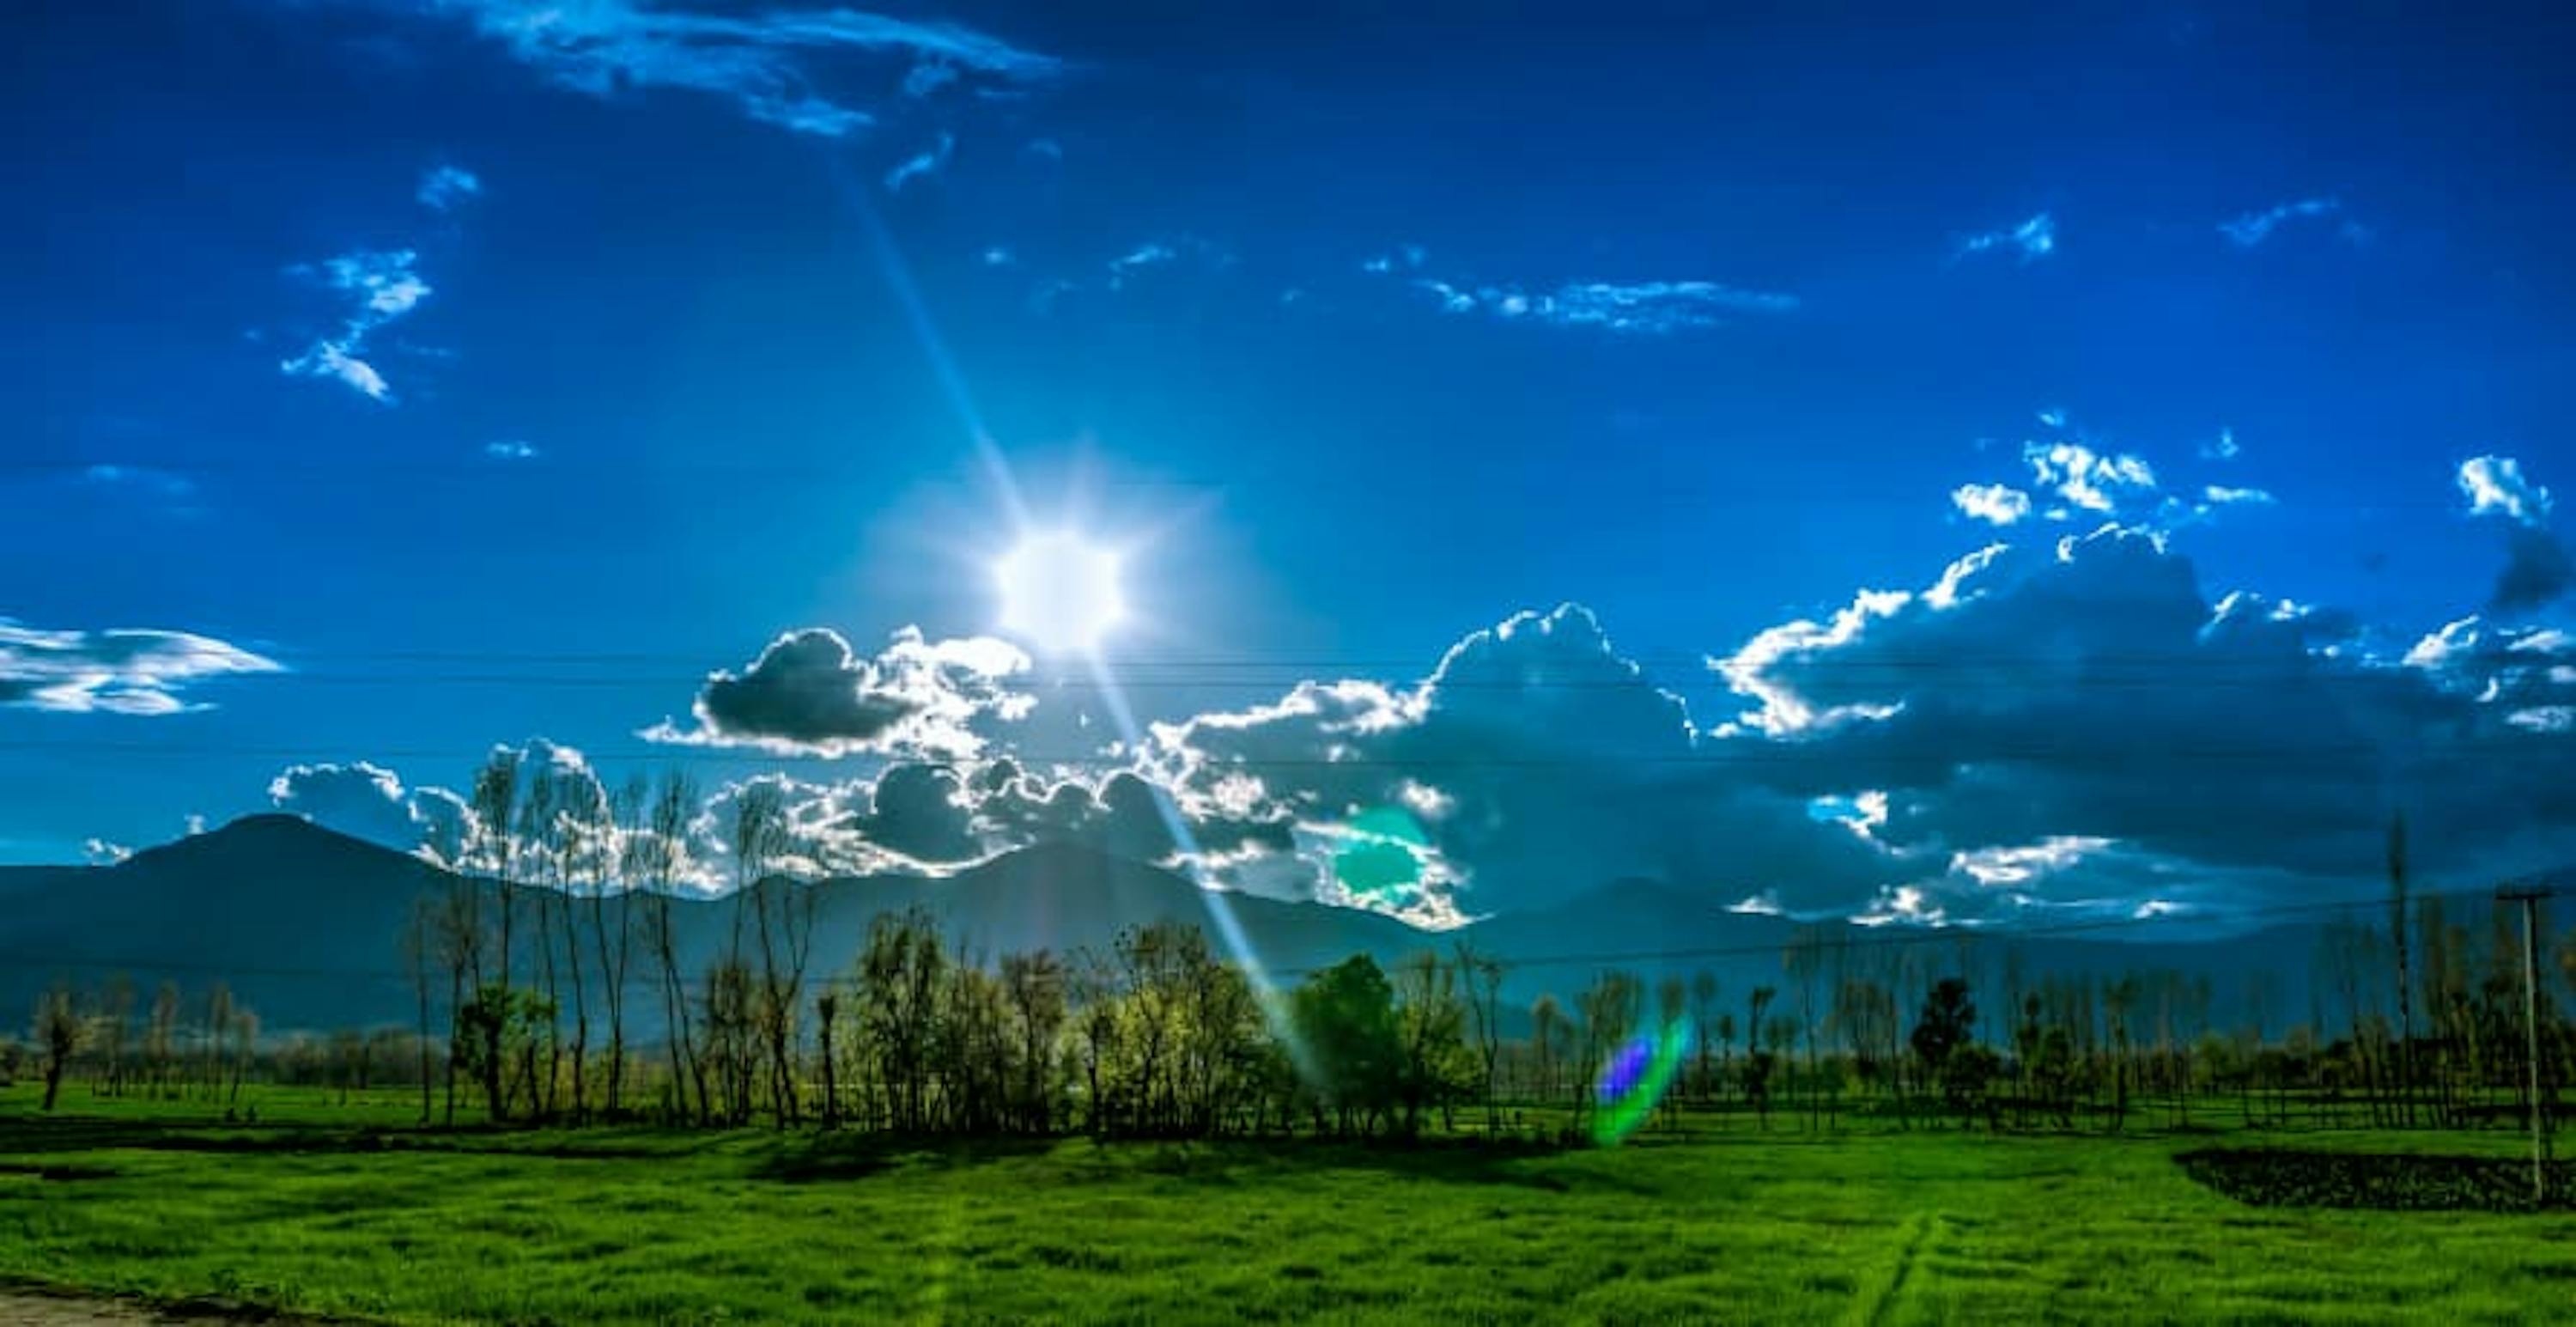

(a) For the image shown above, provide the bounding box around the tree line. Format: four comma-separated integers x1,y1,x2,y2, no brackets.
12,776,2572,1144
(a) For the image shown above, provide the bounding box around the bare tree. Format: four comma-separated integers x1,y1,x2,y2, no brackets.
1529,994,1564,1107
147,980,179,1099
2388,813,2415,1126
641,770,706,1123
599,774,648,1117
1453,940,1506,1134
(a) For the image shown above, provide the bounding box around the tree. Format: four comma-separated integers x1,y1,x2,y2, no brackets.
404,896,438,1123
467,750,521,1116
1745,986,1777,1129
1453,940,1507,1134
641,770,705,1123
33,983,83,1111
2387,813,2415,1126
1291,956,1400,1136
815,990,842,1130
1689,971,1721,1105
1910,977,1976,1129
598,774,647,1117
1785,927,1826,1130
855,907,945,1134
1529,994,1565,1108
999,951,1067,1134
1392,952,1469,1137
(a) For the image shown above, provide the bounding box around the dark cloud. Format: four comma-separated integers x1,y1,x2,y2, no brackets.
1715,527,2576,897
1145,604,1917,920
2494,525,2573,612
644,627,1032,758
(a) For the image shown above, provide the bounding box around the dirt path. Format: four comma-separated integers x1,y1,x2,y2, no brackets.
0,1293,304,1325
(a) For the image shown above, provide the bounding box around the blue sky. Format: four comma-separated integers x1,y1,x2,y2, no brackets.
6,1,2573,927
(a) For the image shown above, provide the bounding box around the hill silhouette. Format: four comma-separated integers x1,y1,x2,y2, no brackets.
0,815,2335,1035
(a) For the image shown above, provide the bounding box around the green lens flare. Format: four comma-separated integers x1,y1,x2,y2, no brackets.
1592,1019,1693,1147
1332,805,1428,900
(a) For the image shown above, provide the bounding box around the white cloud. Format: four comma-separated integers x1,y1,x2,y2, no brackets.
1959,212,2056,263
280,249,431,403
0,618,282,715
270,760,474,864
82,838,133,866
2202,427,2241,461
1950,836,2114,887
2023,441,2158,514
483,439,538,460
1403,276,1798,334
399,0,1060,137
1951,483,2032,527
2459,454,2553,525
884,132,954,192
416,163,481,211
2220,197,2345,248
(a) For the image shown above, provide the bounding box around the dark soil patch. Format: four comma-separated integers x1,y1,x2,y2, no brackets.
2178,1147,2575,1213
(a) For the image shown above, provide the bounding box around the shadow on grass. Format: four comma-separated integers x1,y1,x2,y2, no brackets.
0,1113,703,1164
3,1110,1629,1195
752,1130,1626,1193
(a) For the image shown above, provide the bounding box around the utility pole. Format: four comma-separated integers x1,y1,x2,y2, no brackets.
2499,885,2555,1206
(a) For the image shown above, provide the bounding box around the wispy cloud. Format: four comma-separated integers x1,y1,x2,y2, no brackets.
2219,196,2353,248
416,163,481,211
1951,483,2033,527
884,132,954,192
1,618,282,715
1404,277,1799,334
279,249,430,402
1958,212,2056,263
1095,237,1230,292
483,439,538,460
398,1,1060,137
82,464,198,505
1361,244,1425,276
901,60,958,98
2203,484,2275,507
2201,427,2241,461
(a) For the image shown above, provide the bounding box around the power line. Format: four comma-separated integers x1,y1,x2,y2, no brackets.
0,738,2559,767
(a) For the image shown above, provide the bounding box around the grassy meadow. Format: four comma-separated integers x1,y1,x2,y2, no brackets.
3,1086,2573,1324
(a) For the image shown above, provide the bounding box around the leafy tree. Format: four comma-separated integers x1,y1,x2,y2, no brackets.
1291,955,1400,1136
1911,977,1977,1128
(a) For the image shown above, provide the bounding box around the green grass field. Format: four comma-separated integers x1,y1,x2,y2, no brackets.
3,1086,2571,1324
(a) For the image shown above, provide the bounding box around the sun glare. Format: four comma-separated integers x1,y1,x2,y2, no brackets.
993,530,1128,652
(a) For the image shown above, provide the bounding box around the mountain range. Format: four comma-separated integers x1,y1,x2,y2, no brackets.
0,815,2341,1038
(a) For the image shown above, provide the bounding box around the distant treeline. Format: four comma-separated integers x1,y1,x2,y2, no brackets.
9,764,2572,1141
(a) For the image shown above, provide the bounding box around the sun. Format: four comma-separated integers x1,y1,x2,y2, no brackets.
993,529,1128,653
